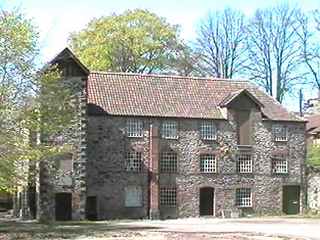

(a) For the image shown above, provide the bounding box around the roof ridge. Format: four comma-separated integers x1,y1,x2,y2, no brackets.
90,71,249,83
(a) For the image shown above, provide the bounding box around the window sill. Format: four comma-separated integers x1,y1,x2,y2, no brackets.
272,172,289,176
274,140,288,143
127,135,143,138
161,137,179,140
236,206,253,208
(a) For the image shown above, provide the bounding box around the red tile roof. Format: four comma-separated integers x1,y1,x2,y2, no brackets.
306,114,320,132
87,71,304,122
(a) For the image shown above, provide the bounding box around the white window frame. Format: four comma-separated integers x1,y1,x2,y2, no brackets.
272,124,288,142
160,152,178,173
160,187,177,206
272,156,288,174
126,119,143,138
236,188,252,207
237,153,253,173
200,154,217,173
200,121,217,140
125,186,143,207
126,151,142,172
161,120,178,139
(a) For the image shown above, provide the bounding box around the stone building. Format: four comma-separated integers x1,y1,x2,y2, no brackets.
305,114,320,213
18,48,307,221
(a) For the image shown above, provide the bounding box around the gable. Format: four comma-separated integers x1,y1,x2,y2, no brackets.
49,48,89,77
220,89,264,110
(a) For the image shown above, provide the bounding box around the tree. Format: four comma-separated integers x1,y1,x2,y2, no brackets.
0,9,77,192
307,145,320,167
195,8,246,78
167,44,203,76
245,4,303,103
69,9,182,73
296,10,320,90
0,9,39,192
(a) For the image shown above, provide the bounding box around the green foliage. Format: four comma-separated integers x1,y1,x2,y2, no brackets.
69,9,182,73
307,145,320,167
0,10,76,192
0,9,39,103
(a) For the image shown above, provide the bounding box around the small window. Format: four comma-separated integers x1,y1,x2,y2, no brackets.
272,155,288,174
236,188,252,207
161,120,178,139
125,186,143,207
160,187,177,206
126,119,143,137
272,124,288,142
126,151,142,172
200,154,216,173
160,152,178,173
200,121,217,140
237,153,252,173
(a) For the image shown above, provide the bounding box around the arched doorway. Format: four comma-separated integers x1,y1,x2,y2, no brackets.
199,187,214,216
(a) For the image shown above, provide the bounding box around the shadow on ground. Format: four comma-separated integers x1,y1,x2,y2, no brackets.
0,220,161,239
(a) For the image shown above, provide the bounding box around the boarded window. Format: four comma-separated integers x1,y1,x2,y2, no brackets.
125,186,143,207
160,152,178,173
237,111,251,145
56,156,72,186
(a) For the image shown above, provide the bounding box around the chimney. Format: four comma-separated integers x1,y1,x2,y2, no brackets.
149,124,160,219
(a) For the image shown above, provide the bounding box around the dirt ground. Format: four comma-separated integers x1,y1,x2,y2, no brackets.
0,217,319,240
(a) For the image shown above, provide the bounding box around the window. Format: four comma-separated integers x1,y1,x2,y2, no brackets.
200,121,217,140
161,120,178,139
236,188,252,207
237,153,252,173
125,186,142,207
160,187,177,206
200,154,216,173
126,119,143,137
272,155,288,174
160,152,177,173
272,124,288,141
126,151,142,172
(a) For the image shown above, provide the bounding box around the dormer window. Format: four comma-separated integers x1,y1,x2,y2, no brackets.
126,119,143,137
272,124,288,142
161,120,178,139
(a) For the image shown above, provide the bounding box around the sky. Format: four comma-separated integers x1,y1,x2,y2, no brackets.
1,0,320,110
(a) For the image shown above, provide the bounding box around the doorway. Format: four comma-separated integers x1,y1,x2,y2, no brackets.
200,187,214,216
55,193,72,221
283,186,300,215
86,196,98,220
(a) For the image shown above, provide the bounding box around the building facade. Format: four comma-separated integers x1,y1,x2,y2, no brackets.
17,48,307,221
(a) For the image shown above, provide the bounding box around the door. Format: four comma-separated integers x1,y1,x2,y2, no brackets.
237,110,251,145
200,187,214,216
86,196,97,220
55,193,72,221
283,186,300,215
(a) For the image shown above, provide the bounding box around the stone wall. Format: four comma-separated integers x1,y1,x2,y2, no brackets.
37,73,88,221
307,167,320,213
86,111,306,219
